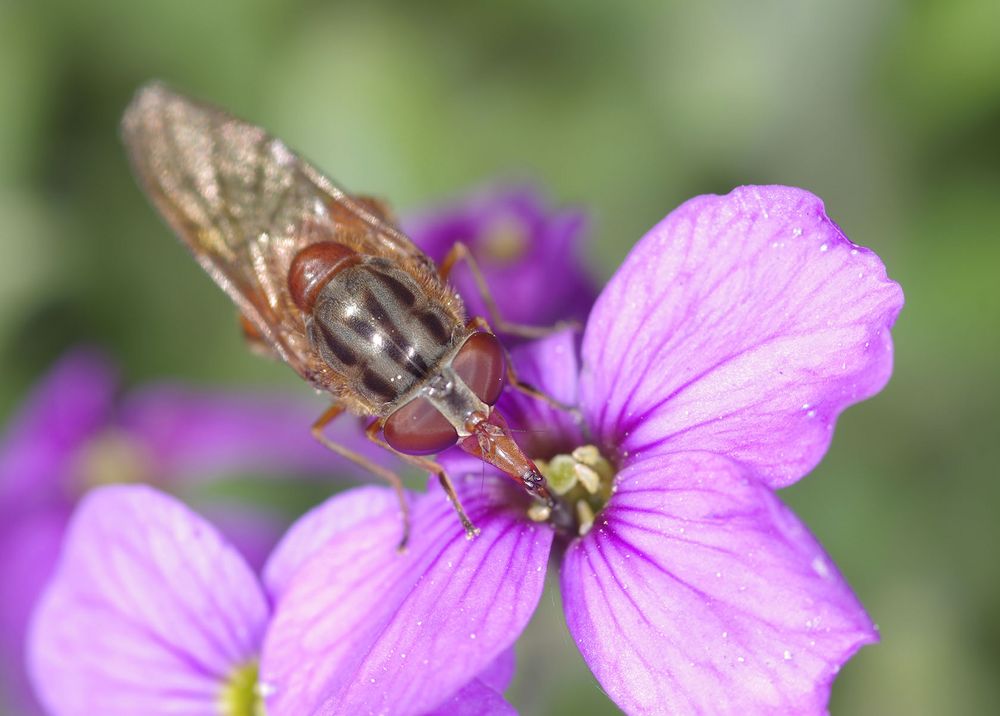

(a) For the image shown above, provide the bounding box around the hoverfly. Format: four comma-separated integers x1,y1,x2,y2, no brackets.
121,83,563,546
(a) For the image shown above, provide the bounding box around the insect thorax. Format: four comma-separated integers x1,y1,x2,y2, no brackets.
307,257,464,412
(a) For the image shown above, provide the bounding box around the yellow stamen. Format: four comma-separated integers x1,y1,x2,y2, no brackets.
72,429,151,491
481,217,530,265
576,501,596,536
527,502,552,522
533,445,615,536
219,661,265,716
535,454,579,495
574,463,601,494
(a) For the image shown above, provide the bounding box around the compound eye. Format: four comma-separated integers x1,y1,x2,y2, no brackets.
383,398,458,455
452,332,505,405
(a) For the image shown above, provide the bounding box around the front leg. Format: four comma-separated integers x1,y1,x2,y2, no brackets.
365,420,480,540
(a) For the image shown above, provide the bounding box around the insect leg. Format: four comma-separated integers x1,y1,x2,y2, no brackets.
439,241,582,338
467,316,586,428
312,404,411,550
364,420,480,540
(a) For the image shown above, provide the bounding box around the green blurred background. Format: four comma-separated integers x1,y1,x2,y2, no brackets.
1,0,998,713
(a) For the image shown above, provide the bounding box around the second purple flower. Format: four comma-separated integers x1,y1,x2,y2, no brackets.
404,184,597,332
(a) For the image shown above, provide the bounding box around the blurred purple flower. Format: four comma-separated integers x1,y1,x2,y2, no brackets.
260,186,903,715
404,185,597,332
27,485,516,715
0,350,370,715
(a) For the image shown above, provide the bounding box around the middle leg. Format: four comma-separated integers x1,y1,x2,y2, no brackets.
439,241,583,338
312,403,412,550
467,315,585,427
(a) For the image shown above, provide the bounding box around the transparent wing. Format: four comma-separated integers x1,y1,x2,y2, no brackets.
121,82,433,391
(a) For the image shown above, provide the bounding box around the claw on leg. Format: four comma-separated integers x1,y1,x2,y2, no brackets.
440,241,581,339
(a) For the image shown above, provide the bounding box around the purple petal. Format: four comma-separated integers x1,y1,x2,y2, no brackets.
200,502,288,574
0,348,117,512
581,186,903,488
0,508,68,716
120,385,396,484
421,647,517,715
28,485,269,716
262,486,402,599
404,185,596,331
261,476,551,716
494,329,586,459
422,677,517,716
561,452,877,714
475,646,517,693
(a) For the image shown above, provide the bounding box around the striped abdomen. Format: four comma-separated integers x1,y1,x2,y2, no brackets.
307,257,465,412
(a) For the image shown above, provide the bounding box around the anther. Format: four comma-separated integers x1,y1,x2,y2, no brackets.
530,444,615,537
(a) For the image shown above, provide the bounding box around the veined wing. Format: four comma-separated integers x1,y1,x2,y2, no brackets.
121,82,433,392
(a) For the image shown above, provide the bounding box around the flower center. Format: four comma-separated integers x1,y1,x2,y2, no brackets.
528,445,615,536
220,661,266,716
480,215,530,265
71,429,152,492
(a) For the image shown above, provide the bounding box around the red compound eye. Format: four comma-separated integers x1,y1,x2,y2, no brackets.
383,398,458,455
452,331,505,405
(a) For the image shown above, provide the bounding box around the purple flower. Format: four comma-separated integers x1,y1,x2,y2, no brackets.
260,186,903,715
403,185,597,331
27,484,517,715
260,472,545,715
0,349,371,715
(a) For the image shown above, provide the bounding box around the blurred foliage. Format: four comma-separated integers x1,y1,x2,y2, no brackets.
1,0,998,713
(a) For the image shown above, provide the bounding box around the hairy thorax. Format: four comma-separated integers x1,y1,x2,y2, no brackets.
307,257,467,414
